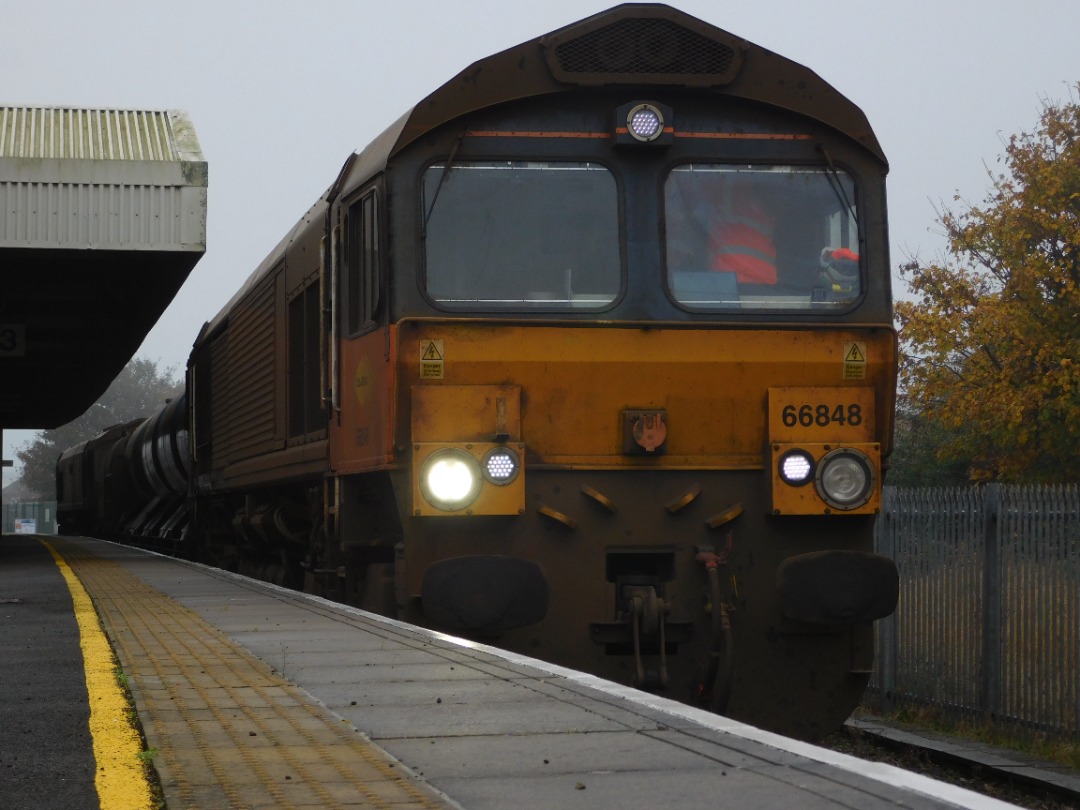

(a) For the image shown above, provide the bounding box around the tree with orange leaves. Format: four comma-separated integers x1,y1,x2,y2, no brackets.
896,89,1080,483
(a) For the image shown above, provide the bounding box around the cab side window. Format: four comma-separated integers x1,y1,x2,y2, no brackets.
346,190,381,334
288,280,323,438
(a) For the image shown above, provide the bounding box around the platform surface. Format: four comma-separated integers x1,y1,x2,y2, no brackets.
3,534,1022,809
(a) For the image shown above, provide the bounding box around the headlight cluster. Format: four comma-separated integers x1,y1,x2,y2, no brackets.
768,388,879,515
774,445,876,512
418,445,521,513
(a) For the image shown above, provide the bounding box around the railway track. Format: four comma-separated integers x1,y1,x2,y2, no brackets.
822,718,1080,810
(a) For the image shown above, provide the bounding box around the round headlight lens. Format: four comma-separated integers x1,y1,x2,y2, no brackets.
778,449,815,486
815,448,874,510
627,103,664,142
420,449,482,511
483,446,520,485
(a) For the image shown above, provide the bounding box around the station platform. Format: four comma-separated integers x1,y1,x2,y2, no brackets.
1,534,1020,810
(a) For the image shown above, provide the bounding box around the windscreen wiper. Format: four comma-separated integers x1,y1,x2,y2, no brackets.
818,145,858,226
422,134,464,238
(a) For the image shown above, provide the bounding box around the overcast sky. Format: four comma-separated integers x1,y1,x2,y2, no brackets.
4,0,1079,483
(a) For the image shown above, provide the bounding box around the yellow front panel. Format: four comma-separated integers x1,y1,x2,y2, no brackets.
398,321,896,469
770,442,881,515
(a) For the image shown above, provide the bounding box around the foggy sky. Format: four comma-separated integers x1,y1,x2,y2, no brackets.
4,0,1079,482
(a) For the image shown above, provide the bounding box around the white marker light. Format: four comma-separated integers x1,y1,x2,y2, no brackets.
778,449,815,485
627,103,665,142
483,447,520,485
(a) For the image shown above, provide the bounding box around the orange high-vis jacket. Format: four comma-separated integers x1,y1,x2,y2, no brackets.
710,188,777,284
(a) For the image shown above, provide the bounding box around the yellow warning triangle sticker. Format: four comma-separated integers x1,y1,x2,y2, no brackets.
421,341,443,361
844,342,866,363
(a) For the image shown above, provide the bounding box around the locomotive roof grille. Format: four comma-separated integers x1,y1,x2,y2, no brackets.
545,16,744,85
556,19,731,75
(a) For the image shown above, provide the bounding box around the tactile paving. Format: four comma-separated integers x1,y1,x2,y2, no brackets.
51,538,453,810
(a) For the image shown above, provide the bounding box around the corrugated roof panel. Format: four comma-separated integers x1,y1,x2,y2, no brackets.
0,107,199,162
0,181,203,250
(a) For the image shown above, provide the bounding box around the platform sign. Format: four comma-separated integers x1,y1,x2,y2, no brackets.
0,324,25,357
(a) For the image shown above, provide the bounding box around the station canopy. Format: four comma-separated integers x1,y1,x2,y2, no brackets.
0,107,207,428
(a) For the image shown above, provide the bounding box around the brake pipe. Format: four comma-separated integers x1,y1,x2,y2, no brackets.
696,535,734,713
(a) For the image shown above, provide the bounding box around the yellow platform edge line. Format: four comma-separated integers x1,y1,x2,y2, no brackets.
41,540,154,810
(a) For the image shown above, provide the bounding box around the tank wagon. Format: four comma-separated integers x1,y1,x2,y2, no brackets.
58,4,899,739
56,394,189,540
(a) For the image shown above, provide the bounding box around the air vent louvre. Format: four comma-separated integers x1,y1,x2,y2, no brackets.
553,18,737,80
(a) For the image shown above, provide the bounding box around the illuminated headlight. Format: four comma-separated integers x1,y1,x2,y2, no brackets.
815,448,875,510
627,103,664,142
778,449,815,486
419,449,482,511
483,446,520,485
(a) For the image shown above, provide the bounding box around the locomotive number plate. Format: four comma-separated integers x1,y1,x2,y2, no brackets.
768,387,875,442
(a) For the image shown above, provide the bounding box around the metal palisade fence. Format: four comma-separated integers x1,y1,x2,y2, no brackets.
870,484,1080,737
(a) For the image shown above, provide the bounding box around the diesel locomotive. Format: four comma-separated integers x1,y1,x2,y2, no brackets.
57,4,899,739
